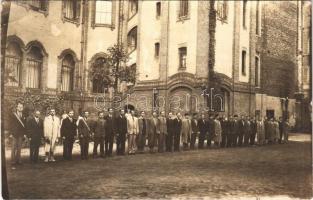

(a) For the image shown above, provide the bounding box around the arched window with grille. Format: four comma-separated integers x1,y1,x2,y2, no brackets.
61,54,75,91
127,26,137,53
26,46,43,88
92,57,111,93
5,42,22,87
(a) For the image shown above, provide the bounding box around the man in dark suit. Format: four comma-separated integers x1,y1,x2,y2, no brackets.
220,115,229,148
93,111,106,158
166,112,176,152
105,108,115,157
243,116,251,146
238,115,245,146
207,114,215,148
26,109,44,163
197,113,207,149
174,113,182,152
9,102,27,166
190,113,199,149
77,111,92,160
61,110,77,160
115,109,127,155
250,117,257,145
227,116,234,147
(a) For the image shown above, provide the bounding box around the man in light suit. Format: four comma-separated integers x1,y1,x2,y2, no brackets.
44,108,60,162
181,113,192,150
190,113,199,149
77,111,93,160
158,111,167,153
127,110,139,154
137,111,148,153
149,111,160,153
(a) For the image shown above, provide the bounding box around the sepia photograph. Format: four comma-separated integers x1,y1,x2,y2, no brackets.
1,0,312,199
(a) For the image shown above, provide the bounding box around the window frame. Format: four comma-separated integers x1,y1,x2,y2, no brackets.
61,55,75,92
216,0,228,23
242,0,247,29
127,26,138,54
62,0,81,26
91,0,116,29
156,2,161,19
128,0,138,20
177,0,190,21
178,47,187,70
155,42,160,58
255,55,260,87
15,0,49,16
241,50,247,76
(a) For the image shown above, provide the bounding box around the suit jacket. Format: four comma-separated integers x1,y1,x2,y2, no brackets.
175,118,182,135
158,116,167,134
167,118,177,135
244,120,251,135
150,117,160,134
191,119,199,133
115,115,127,137
221,119,229,135
94,118,106,138
138,117,148,136
61,117,77,138
208,119,215,136
127,115,139,135
106,115,115,137
197,119,207,135
77,117,92,138
44,115,60,139
238,119,245,135
26,116,43,144
181,119,192,143
9,112,26,138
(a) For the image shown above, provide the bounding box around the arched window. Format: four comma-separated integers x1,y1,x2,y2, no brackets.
92,57,111,93
5,42,22,86
26,46,43,88
61,54,75,91
128,0,138,19
127,26,137,53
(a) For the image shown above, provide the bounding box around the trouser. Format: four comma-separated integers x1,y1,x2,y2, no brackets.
207,134,212,147
238,134,244,146
44,137,57,155
11,136,23,164
149,132,157,152
128,134,137,153
174,132,181,151
250,133,256,145
166,133,174,152
158,132,165,153
116,135,126,155
137,133,146,152
190,132,197,149
283,131,289,142
29,140,40,163
279,130,283,143
221,134,227,147
227,134,233,147
63,137,74,160
93,137,105,157
79,137,89,160
105,135,114,156
198,133,206,149
244,134,250,146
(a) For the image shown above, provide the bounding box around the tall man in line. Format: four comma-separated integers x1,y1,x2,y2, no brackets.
181,113,192,150
149,111,160,153
115,109,127,155
105,108,115,157
220,115,229,148
137,111,148,153
166,112,176,152
198,113,208,149
243,116,251,146
77,111,92,160
158,111,167,153
127,110,139,154
44,108,60,162
190,113,199,149
93,111,106,158
207,114,215,148
174,113,182,152
9,102,27,166
237,115,245,146
61,110,77,160
26,109,44,163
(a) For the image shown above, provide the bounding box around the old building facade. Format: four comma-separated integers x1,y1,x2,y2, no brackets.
3,0,310,127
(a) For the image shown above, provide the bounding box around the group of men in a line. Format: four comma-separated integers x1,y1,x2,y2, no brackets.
8,102,290,166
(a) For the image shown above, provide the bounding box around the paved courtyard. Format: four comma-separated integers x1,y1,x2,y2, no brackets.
5,133,312,199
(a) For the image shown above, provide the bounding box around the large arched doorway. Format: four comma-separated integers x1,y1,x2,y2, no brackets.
169,86,196,114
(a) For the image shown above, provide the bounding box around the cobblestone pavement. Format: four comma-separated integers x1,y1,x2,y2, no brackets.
5,133,312,199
